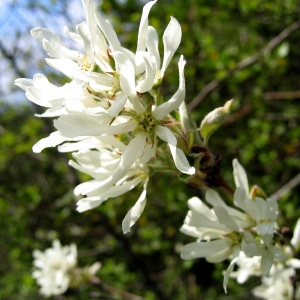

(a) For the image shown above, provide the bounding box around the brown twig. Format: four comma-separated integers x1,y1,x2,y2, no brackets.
91,277,146,300
188,20,300,110
270,173,300,201
263,91,300,100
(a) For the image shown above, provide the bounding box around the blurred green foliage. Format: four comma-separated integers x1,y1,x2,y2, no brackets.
1,0,300,299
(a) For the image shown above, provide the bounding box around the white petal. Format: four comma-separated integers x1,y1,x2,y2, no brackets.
81,0,97,45
64,26,83,45
232,158,249,193
223,247,240,293
233,186,248,210
54,115,136,137
187,197,210,214
146,26,160,70
22,74,64,108
155,126,195,175
213,205,239,231
181,239,230,260
135,52,156,93
58,136,125,153
160,17,182,77
205,189,226,207
46,58,116,88
31,27,79,60
153,56,186,119
100,177,145,199
108,134,147,183
265,197,278,221
76,22,95,66
107,92,128,117
136,0,157,52
140,143,156,164
261,254,273,276
35,107,66,118
77,134,147,196
76,196,106,212
112,51,136,97
32,131,83,153
206,246,233,263
180,224,203,239
95,10,121,52
122,178,149,234
291,218,300,249
14,78,33,90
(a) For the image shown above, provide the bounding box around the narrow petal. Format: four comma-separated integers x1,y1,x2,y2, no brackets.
31,27,79,60
108,133,147,183
153,56,186,119
291,218,300,249
122,178,149,234
107,92,128,117
78,134,147,196
136,0,157,52
112,51,136,97
206,189,226,207
213,206,239,231
32,131,83,153
54,115,136,137
35,107,66,118
160,17,182,77
76,22,95,66
58,136,126,153
135,52,156,93
76,196,107,212
14,78,33,91
181,239,230,260
146,26,160,70
45,58,116,88
232,158,249,193
95,10,121,52
223,247,240,293
81,0,97,42
155,126,195,175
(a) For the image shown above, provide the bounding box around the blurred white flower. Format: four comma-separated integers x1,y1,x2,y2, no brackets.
32,240,77,297
252,267,298,300
230,252,262,284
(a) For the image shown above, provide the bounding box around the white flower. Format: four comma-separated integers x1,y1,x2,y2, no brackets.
180,159,283,293
15,0,194,233
32,240,77,297
252,267,298,300
180,191,249,292
70,138,150,234
53,55,195,176
230,252,262,284
233,158,278,236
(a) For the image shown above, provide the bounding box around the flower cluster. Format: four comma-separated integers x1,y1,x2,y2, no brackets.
32,240,77,296
234,218,300,299
15,0,195,233
32,240,101,297
180,159,286,292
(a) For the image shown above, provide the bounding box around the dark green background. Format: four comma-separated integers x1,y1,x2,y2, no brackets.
0,0,300,298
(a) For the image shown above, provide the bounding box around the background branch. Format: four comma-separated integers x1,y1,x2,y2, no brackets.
188,20,300,110
270,173,300,201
